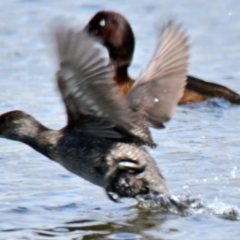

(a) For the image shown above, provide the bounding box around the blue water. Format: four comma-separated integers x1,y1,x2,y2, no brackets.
0,0,240,239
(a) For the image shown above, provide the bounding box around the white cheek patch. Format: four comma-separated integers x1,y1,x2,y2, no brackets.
99,19,106,26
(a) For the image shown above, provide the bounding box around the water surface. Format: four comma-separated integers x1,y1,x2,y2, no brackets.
0,0,240,239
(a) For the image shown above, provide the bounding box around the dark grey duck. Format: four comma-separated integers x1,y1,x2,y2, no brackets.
0,20,189,208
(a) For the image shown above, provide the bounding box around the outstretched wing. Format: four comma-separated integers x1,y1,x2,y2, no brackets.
54,24,138,139
126,20,189,128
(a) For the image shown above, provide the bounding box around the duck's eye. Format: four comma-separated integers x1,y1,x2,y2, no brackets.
99,19,106,26
0,116,8,124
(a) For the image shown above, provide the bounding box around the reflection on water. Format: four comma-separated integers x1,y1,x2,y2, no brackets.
1,201,239,239
0,0,240,239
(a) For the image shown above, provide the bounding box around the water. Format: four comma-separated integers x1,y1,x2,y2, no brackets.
0,0,240,239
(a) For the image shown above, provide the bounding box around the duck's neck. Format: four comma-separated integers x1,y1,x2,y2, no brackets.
25,128,61,159
114,65,134,97
8,119,60,159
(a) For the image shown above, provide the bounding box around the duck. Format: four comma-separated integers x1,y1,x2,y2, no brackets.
85,10,240,104
0,20,188,208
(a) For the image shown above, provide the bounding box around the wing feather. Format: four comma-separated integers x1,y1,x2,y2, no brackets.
126,20,189,127
54,24,138,139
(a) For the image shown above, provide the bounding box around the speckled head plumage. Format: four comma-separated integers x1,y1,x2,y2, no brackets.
0,110,47,142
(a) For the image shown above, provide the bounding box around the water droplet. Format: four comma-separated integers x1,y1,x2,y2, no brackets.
231,166,238,178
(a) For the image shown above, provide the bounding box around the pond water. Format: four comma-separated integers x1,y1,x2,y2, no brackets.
0,0,240,239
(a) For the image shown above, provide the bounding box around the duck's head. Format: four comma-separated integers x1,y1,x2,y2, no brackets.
85,10,135,69
0,110,44,142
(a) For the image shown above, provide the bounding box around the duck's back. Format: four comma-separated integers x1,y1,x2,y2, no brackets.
179,76,240,104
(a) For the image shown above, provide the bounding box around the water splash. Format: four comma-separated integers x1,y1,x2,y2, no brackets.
133,193,240,220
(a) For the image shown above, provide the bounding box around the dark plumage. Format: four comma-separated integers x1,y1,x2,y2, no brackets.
0,20,188,208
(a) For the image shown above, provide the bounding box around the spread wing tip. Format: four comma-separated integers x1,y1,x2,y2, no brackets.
126,18,190,128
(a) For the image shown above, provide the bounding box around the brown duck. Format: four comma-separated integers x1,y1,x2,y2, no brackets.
85,10,240,104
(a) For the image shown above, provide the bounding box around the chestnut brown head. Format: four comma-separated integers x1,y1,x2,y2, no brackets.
85,11,135,68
